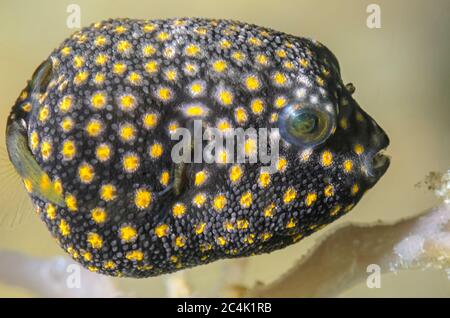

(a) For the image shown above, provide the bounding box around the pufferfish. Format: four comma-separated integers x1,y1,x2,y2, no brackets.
6,18,390,277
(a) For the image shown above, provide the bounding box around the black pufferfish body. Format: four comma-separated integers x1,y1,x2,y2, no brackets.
6,18,390,277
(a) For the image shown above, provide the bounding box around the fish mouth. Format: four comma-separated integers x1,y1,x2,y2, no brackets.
365,136,390,184
370,149,390,179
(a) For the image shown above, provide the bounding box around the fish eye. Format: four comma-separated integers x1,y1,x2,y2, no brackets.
278,104,335,148
30,59,53,93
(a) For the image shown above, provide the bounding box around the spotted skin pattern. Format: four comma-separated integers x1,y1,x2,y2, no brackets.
6,18,390,277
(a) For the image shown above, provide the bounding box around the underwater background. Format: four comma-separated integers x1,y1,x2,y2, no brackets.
0,0,448,297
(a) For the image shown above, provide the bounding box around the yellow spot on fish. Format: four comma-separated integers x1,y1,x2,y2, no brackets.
250,99,264,115
91,207,107,224
95,143,111,162
213,194,227,212
217,119,232,132
321,150,333,167
59,219,70,236
78,163,95,184
343,159,353,173
175,236,186,248
122,153,140,173
305,192,317,206
30,131,39,151
40,140,52,161
134,188,152,209
65,193,77,212
248,37,262,46
59,95,73,112
145,60,159,74
142,44,156,56
245,75,261,91
46,203,56,220
73,55,84,68
286,218,296,229
283,187,297,204
103,261,116,270
93,72,105,85
120,225,137,242
38,106,49,122
172,203,186,218
143,113,158,129
240,191,253,208
351,184,359,196
85,119,103,137
237,219,249,230
234,107,248,124
354,144,364,155
194,170,207,186
126,250,144,261
95,53,108,66
100,184,116,202
91,91,107,109
119,94,136,111
225,221,235,232
185,44,201,56
116,40,132,54
74,70,89,85
324,184,334,197
256,54,268,66
216,236,227,246
155,224,169,238
192,193,207,207
212,60,227,73
142,24,156,32
112,62,127,75
258,171,271,188
160,171,170,187
195,223,206,235
274,96,287,109
229,165,243,183
217,89,233,106
183,104,208,117
127,72,142,85
157,87,172,101
330,205,342,216
82,251,92,261
87,232,103,249
60,117,74,132
53,178,63,196
149,143,163,158
276,157,287,172
219,39,231,49
276,49,287,58
60,46,71,56
61,140,76,160
231,51,245,62
156,31,170,41
114,25,127,34
164,68,178,81
119,123,136,142
94,35,107,47
299,58,309,68
273,72,287,86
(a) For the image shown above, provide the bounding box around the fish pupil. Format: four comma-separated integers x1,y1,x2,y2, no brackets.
289,111,318,136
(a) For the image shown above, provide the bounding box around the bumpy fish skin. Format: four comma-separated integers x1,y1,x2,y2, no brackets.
7,18,389,277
